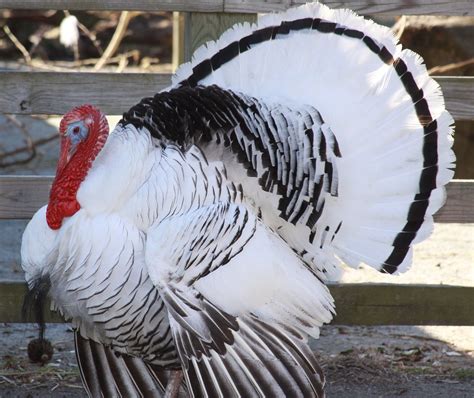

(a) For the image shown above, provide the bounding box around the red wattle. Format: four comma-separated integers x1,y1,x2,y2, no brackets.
46,105,108,230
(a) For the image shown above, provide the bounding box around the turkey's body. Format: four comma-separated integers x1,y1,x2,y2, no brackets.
21,3,454,397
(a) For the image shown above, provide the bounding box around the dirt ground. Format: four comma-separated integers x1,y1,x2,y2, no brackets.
0,323,473,397
1,117,473,397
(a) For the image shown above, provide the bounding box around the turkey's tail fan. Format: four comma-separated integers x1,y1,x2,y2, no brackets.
169,2,455,280
74,332,187,397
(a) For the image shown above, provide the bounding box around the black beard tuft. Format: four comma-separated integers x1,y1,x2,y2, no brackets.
22,275,51,341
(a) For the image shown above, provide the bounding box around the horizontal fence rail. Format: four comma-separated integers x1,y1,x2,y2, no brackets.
329,283,474,326
0,177,472,222
0,0,473,15
0,73,472,120
1,280,472,325
0,72,170,116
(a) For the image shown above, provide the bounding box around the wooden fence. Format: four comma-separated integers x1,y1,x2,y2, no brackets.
0,1,473,15
0,0,473,326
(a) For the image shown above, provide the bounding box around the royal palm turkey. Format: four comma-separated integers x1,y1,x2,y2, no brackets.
21,3,455,397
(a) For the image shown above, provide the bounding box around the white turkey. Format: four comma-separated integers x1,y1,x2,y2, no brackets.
21,2,455,397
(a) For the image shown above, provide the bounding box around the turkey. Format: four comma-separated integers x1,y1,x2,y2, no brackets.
21,2,455,397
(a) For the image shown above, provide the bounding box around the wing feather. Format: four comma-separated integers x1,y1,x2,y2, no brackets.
145,200,330,396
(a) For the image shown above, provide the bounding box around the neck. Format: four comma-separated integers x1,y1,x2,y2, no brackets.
46,134,107,230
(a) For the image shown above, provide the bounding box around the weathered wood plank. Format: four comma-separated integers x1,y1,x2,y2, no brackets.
440,77,474,122
435,180,474,223
0,0,223,12
172,12,187,69
0,176,472,222
0,176,52,219
329,283,474,326
185,12,257,61
0,72,472,120
0,280,64,324
0,0,472,15
226,1,474,16
0,72,170,115
1,280,472,325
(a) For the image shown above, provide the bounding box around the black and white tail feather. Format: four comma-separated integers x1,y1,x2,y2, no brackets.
123,2,454,280
75,332,188,397
37,2,455,398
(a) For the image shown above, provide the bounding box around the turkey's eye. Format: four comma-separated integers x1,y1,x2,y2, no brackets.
66,121,89,143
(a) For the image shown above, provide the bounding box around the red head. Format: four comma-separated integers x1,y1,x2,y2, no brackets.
46,104,109,230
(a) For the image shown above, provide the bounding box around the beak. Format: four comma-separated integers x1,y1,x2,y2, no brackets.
56,137,73,175
67,141,78,163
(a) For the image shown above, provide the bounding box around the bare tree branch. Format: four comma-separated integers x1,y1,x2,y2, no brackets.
77,20,103,56
3,25,31,63
391,15,407,40
94,11,135,71
428,58,474,75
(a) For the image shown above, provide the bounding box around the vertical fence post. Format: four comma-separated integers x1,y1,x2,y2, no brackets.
180,12,258,63
172,11,186,70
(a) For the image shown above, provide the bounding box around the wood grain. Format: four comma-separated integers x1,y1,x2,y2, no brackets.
0,0,472,15
439,77,474,122
435,180,474,223
1,280,472,325
329,283,474,326
0,176,52,219
172,12,186,68
0,72,472,120
186,13,257,61
0,0,222,12
0,72,170,115
0,176,471,222
227,1,474,16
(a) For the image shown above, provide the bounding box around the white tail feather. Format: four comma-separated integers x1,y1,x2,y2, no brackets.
170,2,455,279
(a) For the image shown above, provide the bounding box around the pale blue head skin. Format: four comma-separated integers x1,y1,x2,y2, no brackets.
66,120,89,146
